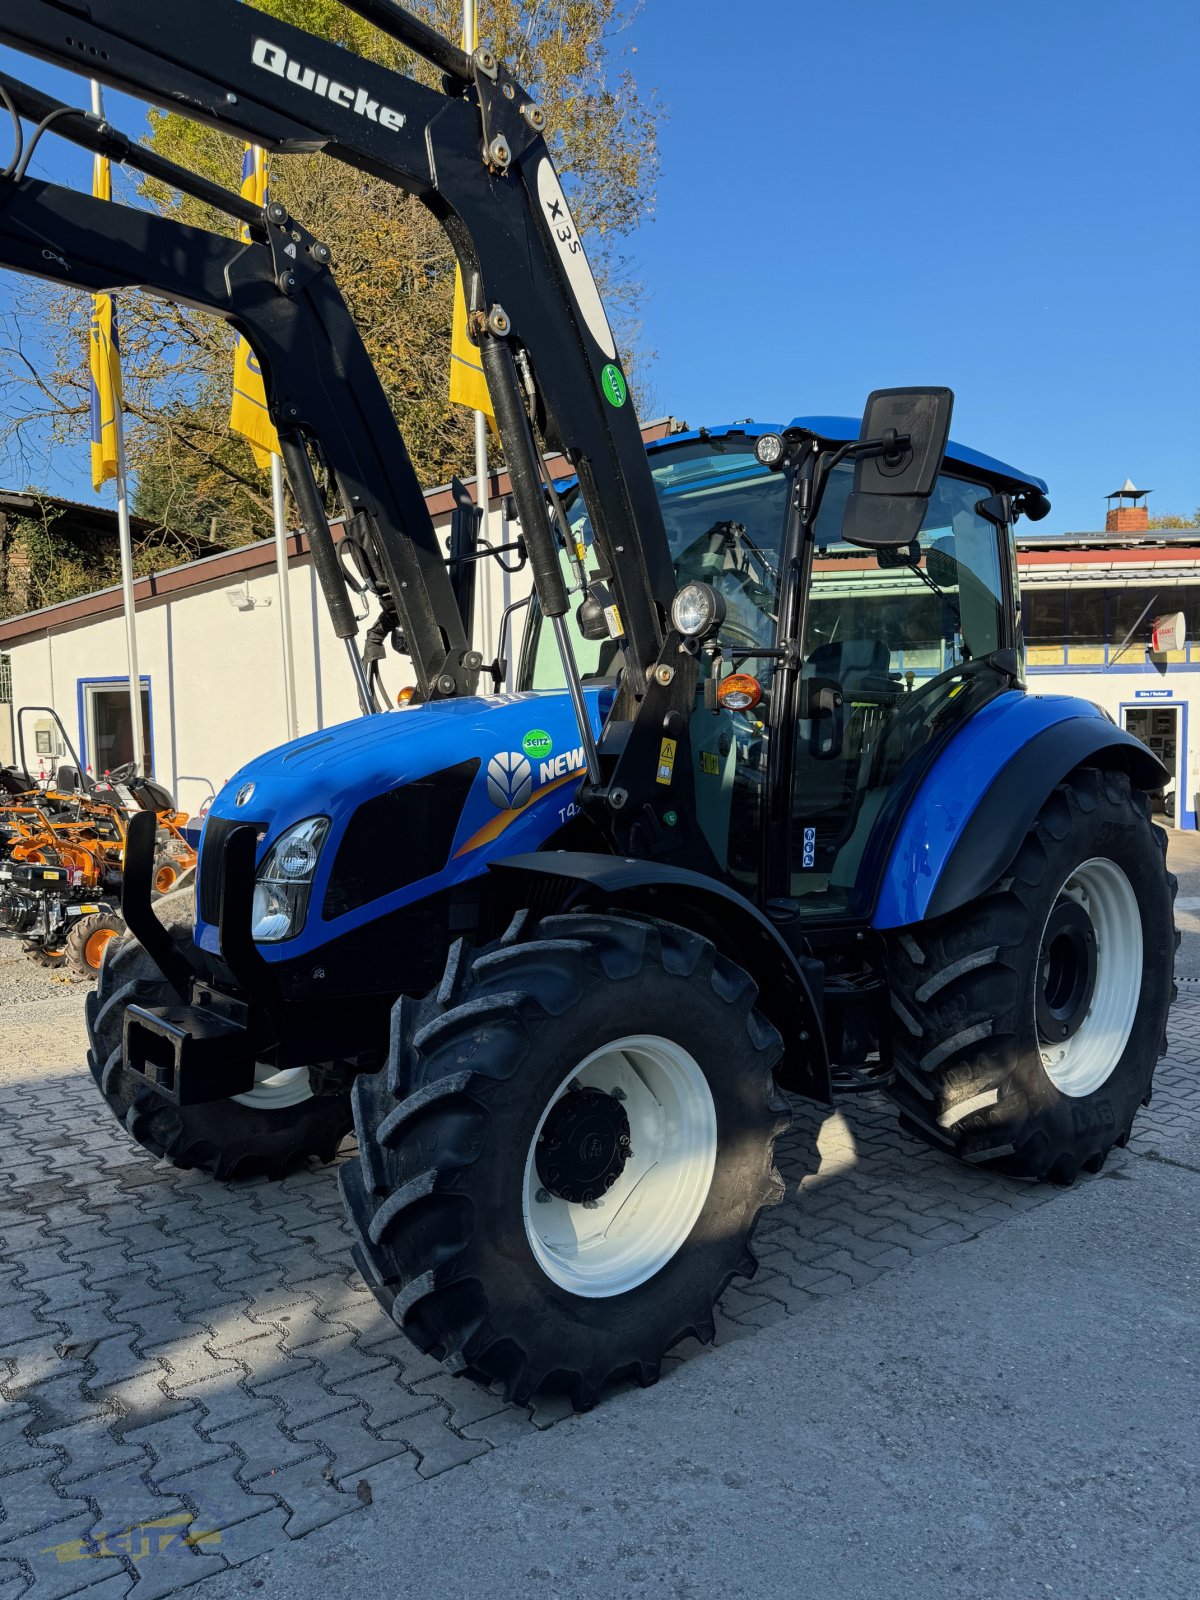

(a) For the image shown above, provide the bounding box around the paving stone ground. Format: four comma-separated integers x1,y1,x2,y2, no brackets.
2,959,1197,1598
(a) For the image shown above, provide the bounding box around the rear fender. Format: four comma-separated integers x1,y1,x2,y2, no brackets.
490,851,832,1102
873,693,1169,929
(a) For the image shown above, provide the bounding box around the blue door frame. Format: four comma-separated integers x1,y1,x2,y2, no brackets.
76,675,154,777
1120,697,1192,830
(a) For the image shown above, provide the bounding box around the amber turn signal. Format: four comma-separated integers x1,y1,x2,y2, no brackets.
716,673,762,712
396,686,416,706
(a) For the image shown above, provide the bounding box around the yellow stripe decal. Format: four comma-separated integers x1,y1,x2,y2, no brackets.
454,770,581,858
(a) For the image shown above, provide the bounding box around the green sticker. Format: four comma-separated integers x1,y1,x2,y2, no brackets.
522,728,553,759
601,363,628,408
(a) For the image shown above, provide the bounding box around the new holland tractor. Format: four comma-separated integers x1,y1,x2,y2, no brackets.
0,1,1176,1408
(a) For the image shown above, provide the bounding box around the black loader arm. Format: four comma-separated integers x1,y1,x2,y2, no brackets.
0,0,675,695
0,167,473,701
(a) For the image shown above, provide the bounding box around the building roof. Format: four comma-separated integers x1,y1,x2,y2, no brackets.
0,489,222,553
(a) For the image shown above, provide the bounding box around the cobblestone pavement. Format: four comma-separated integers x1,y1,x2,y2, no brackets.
1,990,1197,1600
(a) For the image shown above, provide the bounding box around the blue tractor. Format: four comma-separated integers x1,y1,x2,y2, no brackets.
0,1,1176,1409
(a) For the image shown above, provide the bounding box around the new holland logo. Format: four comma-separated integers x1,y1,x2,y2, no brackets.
487,752,533,811
251,40,407,130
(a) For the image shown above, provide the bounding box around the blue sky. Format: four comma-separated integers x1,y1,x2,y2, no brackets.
1,0,1197,532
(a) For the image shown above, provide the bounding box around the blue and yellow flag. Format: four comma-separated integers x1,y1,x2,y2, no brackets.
229,145,280,469
89,150,122,492
449,263,494,420
449,26,493,422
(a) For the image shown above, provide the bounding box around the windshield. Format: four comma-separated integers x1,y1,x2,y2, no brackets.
522,435,788,687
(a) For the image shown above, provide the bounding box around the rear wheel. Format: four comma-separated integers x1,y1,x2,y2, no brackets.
85,932,353,1178
341,911,790,1408
886,767,1177,1182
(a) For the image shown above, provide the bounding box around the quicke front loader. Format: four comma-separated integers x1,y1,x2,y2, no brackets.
0,1,1177,1407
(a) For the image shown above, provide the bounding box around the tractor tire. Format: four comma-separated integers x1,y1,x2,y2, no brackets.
85,931,353,1179
341,911,790,1408
65,912,126,977
886,766,1177,1183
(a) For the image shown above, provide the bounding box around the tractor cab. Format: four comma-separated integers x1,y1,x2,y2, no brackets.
521,418,1045,921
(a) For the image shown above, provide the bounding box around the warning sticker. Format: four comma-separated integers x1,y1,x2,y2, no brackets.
656,736,677,786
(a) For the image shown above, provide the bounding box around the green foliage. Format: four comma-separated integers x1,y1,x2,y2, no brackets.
1147,509,1200,530
0,496,213,621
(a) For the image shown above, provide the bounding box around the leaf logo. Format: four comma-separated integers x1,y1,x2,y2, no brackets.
486,752,533,811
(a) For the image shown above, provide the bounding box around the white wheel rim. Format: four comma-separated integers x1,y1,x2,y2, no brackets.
232,1064,313,1110
1037,857,1141,1098
521,1034,718,1299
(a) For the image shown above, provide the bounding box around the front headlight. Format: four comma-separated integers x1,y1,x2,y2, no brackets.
252,816,330,943
670,580,726,640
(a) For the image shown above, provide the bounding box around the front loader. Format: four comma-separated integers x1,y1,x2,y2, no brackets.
0,2,1176,1409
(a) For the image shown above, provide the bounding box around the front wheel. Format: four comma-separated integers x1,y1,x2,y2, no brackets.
886,766,1177,1182
85,932,354,1178
341,911,791,1408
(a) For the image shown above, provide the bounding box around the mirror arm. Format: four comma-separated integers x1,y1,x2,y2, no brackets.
803,432,913,532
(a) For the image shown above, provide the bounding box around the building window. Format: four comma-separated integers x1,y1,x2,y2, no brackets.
1022,588,1067,666
1065,589,1106,665
79,678,153,777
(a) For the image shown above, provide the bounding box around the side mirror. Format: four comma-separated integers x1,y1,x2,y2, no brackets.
841,387,954,548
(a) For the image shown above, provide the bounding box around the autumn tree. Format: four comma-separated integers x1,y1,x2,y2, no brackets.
0,0,659,551
1147,510,1200,531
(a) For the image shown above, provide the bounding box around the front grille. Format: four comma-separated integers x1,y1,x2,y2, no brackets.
323,759,479,920
197,815,244,925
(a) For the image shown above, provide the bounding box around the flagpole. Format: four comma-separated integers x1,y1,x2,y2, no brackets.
91,79,146,777
270,450,299,740
463,0,492,667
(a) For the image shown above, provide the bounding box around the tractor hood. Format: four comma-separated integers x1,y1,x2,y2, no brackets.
195,688,605,957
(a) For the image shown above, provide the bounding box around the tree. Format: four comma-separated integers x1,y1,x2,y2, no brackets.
1147,509,1200,531
0,0,660,561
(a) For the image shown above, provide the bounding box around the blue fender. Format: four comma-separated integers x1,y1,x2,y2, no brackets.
871,692,1169,930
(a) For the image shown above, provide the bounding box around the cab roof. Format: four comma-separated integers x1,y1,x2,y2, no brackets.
655,417,1049,495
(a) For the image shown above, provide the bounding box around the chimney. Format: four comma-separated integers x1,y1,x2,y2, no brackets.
1105,477,1151,534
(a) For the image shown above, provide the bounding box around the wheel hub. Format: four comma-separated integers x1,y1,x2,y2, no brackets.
535,1086,631,1204
1036,897,1097,1043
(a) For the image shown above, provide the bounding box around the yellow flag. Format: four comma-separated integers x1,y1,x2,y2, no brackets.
229,146,280,469
89,151,122,492
449,263,494,419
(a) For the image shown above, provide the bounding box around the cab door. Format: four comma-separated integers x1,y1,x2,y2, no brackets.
788,472,1012,917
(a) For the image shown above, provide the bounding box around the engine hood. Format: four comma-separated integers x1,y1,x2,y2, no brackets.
196,688,605,958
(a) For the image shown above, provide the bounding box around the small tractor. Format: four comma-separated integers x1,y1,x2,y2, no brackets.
0,2,1176,1408
0,708,196,974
